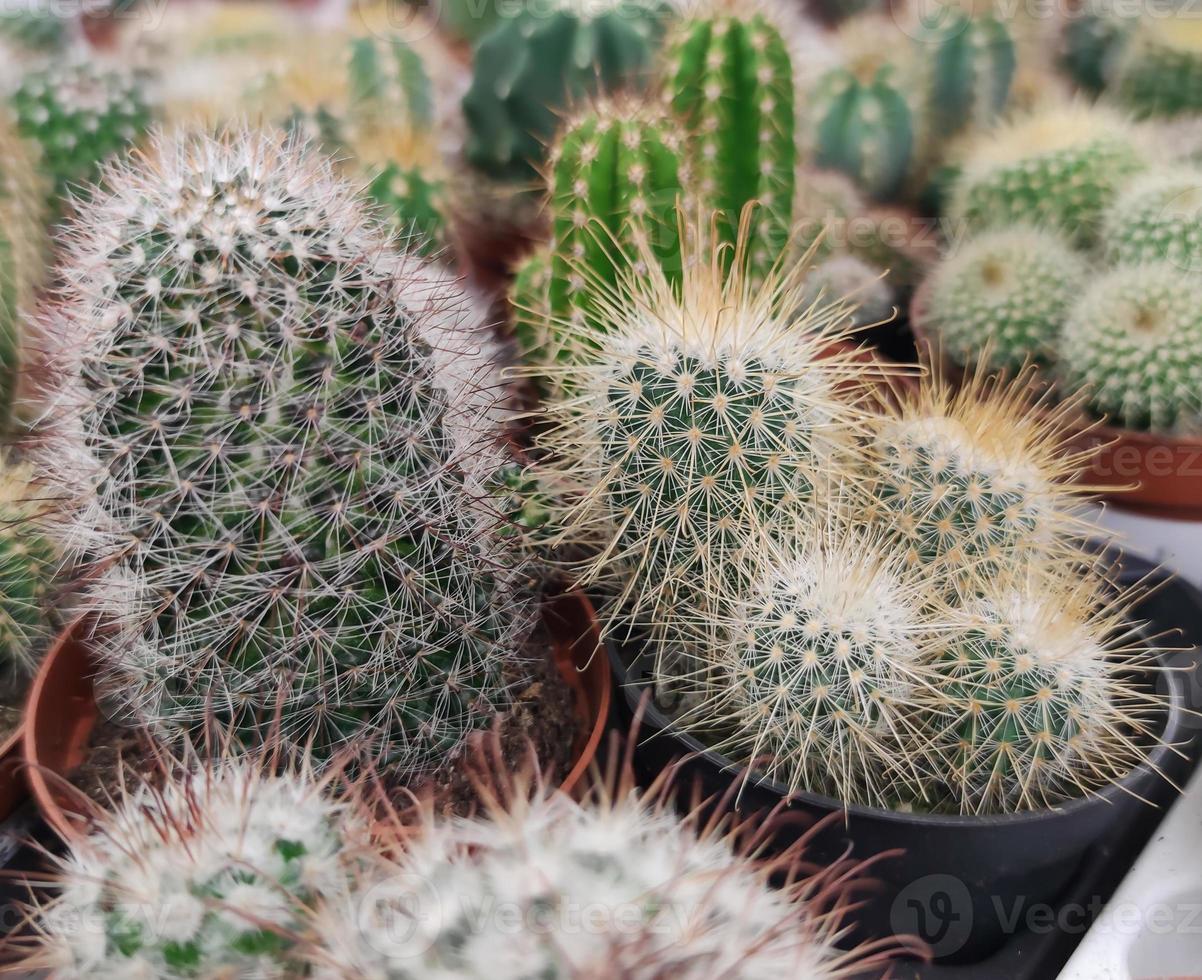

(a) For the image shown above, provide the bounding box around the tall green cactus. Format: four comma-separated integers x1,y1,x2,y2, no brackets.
664,1,795,275
923,11,1016,138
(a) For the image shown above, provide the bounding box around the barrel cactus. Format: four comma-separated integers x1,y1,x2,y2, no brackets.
1057,262,1202,432
923,225,1086,371
462,0,664,182
949,104,1150,244
36,129,532,775
1102,165,1202,272
664,0,796,273
0,461,56,679
1114,13,1202,117
921,10,1016,138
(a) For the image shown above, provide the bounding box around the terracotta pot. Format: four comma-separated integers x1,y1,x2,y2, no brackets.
25,594,610,840
909,280,1202,521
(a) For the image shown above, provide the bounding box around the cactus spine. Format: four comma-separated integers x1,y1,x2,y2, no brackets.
1102,166,1202,271
36,129,531,774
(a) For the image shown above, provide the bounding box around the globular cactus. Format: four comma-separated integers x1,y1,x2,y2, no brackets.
802,254,895,329
923,225,1086,372
925,569,1166,814
921,10,1016,138
1102,165,1202,272
36,129,531,775
26,759,355,978
1057,262,1202,432
9,58,151,202
949,104,1150,245
355,129,449,256
867,369,1096,584
0,462,56,679
680,527,943,806
462,1,664,182
664,0,796,274
1113,14,1202,117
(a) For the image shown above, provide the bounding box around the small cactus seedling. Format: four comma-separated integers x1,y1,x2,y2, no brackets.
1102,166,1202,272
949,104,1150,244
664,0,797,274
1114,13,1202,117
36,129,531,775
926,568,1167,814
462,0,664,182
924,225,1087,372
867,367,1098,585
9,58,151,203
921,9,1017,138
1057,261,1202,432
0,461,56,679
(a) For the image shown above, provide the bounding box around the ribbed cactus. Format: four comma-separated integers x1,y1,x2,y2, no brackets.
463,1,664,182
1057,262,1202,432
949,104,1149,244
1060,0,1134,93
1102,166,1202,272
867,370,1095,583
1114,14,1202,117
922,10,1016,138
664,0,796,273
927,570,1164,814
29,761,354,977
510,244,555,369
9,58,151,201
0,462,56,678
924,225,1086,371
36,129,531,775
802,254,895,329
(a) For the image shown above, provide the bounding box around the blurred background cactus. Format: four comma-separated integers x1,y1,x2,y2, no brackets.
0,461,56,681
1102,166,1202,271
921,9,1016,140
1113,11,1202,117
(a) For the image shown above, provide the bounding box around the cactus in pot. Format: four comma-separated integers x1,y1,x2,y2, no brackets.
1102,165,1202,272
35,128,532,776
1113,12,1202,117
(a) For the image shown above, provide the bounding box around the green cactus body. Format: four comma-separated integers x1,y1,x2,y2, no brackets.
1114,16,1202,117
925,226,1086,371
0,2,69,53
9,59,151,201
40,131,529,773
925,12,1016,138
510,245,554,368
1103,167,1202,271
365,159,446,255
0,465,55,678
1058,262,1202,432
346,34,435,131
1060,2,1134,93
812,65,914,202
665,7,795,273
463,3,663,182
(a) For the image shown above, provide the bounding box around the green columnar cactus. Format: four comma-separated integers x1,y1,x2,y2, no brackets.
1060,0,1134,93
924,226,1086,371
1057,262,1202,432
510,244,556,370
928,571,1164,814
0,462,56,678
463,1,663,182
346,33,435,130
1102,166,1202,271
37,130,531,774
664,2,795,274
32,761,353,977
949,105,1149,244
9,59,151,201
1114,15,1202,117
923,11,1016,138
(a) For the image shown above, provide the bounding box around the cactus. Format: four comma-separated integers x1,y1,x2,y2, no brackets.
664,0,796,274
345,33,435,131
1057,262,1202,432
926,569,1166,814
1102,166,1202,272
924,225,1086,372
1060,0,1134,93
9,58,151,202
0,462,56,679
866,368,1097,584
28,759,354,977
802,254,895,329
0,0,71,54
35,129,532,775
1114,14,1202,117
510,244,556,372
462,1,664,182
354,129,449,256
922,10,1016,138
948,104,1149,244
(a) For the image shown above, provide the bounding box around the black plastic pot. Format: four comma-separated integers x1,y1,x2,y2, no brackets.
608,611,1189,965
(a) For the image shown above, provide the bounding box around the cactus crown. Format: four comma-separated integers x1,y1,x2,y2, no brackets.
37,128,530,774
1102,165,1202,272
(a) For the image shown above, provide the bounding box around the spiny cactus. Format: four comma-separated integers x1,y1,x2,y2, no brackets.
1114,13,1202,117
9,58,151,202
1102,165,1202,272
462,0,664,182
923,225,1086,372
802,254,895,329
533,224,874,644
925,568,1166,814
1060,0,1135,94
354,129,449,256
1057,261,1202,432
27,759,356,978
0,461,56,679
510,244,555,370
949,104,1150,244
866,367,1097,584
36,129,531,775
664,0,796,274
678,526,943,806
921,9,1016,138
